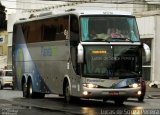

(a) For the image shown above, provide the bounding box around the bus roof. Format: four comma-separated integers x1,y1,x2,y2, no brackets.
65,8,132,16
15,7,133,24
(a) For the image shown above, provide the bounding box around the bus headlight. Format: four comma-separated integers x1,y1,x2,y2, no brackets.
83,83,98,88
129,83,139,88
83,91,88,95
137,91,142,95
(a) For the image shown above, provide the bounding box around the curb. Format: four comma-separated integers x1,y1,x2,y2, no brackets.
147,95,160,99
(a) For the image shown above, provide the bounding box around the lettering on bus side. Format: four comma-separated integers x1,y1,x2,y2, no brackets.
41,46,57,56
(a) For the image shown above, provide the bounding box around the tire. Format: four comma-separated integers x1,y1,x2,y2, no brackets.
138,80,145,102
64,82,71,103
1,86,3,90
36,93,45,98
12,86,14,90
0,82,2,90
22,82,28,98
138,96,144,102
27,80,45,98
27,80,34,98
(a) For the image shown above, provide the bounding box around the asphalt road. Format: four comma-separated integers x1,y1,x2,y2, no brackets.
0,89,160,115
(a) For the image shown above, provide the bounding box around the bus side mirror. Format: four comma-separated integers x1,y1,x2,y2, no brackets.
77,43,84,63
143,43,151,62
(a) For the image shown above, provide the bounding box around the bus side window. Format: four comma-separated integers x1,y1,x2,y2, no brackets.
42,24,56,41
70,15,79,46
22,24,29,42
55,16,69,40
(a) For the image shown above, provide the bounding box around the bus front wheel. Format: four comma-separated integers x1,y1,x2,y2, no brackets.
138,96,144,102
64,83,71,103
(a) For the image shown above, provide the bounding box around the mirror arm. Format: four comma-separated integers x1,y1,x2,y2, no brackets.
77,43,84,63
143,43,151,62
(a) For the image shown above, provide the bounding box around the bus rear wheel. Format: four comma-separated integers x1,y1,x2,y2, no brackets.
0,82,3,90
27,80,34,98
22,82,28,98
23,80,45,98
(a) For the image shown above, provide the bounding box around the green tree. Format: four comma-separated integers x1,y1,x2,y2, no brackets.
0,2,6,30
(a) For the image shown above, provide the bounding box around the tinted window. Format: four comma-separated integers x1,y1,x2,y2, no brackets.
20,16,69,43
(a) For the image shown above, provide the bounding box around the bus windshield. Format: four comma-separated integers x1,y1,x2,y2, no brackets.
83,45,141,79
80,16,140,42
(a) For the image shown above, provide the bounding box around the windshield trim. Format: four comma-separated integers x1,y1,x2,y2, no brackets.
81,42,141,45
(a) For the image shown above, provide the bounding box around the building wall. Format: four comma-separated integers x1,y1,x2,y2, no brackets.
15,0,148,13
0,31,8,55
16,0,66,13
0,31,8,69
137,16,155,38
154,16,160,82
136,14,160,82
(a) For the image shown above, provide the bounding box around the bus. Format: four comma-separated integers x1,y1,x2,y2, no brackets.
12,8,150,104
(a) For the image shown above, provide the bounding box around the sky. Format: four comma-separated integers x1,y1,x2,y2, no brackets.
1,0,16,14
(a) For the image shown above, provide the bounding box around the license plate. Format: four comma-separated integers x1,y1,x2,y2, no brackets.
109,91,119,96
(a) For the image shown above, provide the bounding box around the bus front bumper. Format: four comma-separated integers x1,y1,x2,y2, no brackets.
81,87,142,99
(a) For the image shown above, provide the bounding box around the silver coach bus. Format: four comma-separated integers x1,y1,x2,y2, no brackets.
12,8,150,104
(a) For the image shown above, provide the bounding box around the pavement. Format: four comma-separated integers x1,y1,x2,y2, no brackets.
145,82,160,99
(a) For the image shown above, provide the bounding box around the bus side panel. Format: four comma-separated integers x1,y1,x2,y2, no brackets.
26,41,70,94
12,24,51,93
13,44,51,93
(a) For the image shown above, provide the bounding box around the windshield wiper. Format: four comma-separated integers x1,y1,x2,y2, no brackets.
84,38,106,42
106,38,134,42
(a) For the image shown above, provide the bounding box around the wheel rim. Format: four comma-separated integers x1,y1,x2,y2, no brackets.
28,81,33,98
29,82,33,95
23,82,27,97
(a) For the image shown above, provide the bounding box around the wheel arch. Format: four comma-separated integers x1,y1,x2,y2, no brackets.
21,74,33,90
27,76,32,84
63,75,71,95
21,75,27,90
